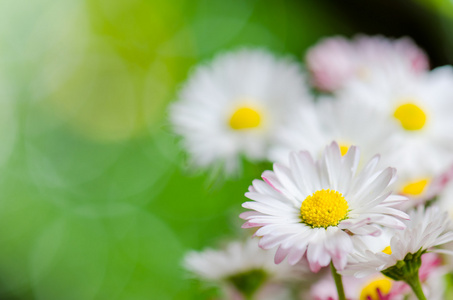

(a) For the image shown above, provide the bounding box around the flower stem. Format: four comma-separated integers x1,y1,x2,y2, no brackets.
405,273,427,300
330,262,346,300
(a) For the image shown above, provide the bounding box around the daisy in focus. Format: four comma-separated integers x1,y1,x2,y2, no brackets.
170,48,310,176
306,35,428,92
240,142,409,273
343,206,453,300
183,238,308,300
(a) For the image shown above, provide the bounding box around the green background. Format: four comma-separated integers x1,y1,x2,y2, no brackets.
0,0,452,299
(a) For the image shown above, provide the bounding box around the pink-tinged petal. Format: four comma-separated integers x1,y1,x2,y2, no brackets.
250,179,283,198
259,233,290,249
331,253,348,271
287,245,308,266
307,236,331,270
338,217,371,229
262,171,282,193
241,222,260,229
323,229,352,270
239,211,263,220
274,245,291,264
347,225,381,236
308,260,323,273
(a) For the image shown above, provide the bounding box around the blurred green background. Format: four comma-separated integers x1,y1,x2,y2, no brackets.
0,0,452,299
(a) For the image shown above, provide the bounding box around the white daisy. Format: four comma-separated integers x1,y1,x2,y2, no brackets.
395,163,453,209
183,238,307,299
344,205,453,278
170,48,311,175
240,142,408,272
338,65,453,183
269,96,396,166
306,35,428,92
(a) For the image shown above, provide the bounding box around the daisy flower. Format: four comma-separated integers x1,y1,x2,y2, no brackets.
343,206,453,300
268,97,396,166
240,142,408,272
183,238,308,299
170,48,311,175
306,35,428,92
395,163,453,209
308,272,403,300
338,65,453,184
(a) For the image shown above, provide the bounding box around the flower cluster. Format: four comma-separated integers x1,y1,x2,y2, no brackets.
172,35,453,299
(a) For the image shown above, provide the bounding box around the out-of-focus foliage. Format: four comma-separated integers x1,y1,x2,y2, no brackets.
415,0,453,17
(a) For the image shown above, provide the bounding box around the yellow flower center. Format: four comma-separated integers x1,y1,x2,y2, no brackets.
339,144,349,156
382,246,392,255
393,103,427,131
359,277,393,300
300,189,349,228
229,107,261,130
401,178,429,196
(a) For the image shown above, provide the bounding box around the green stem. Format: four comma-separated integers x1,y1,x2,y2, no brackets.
405,273,427,300
330,262,346,300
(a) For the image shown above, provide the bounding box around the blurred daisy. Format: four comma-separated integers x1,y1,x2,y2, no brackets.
309,272,402,300
170,48,311,175
344,206,453,279
338,65,453,183
183,238,308,300
269,97,395,166
395,163,453,209
306,35,428,92
308,253,444,300
241,142,408,272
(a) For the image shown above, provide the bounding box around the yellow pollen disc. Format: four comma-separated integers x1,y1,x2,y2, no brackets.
229,107,261,130
382,246,392,255
300,189,349,228
393,103,426,131
401,178,429,196
339,144,349,156
359,277,393,300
